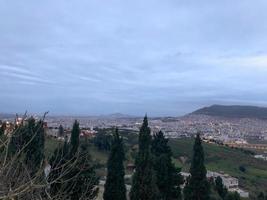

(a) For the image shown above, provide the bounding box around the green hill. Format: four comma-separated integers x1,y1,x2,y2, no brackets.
192,104,267,119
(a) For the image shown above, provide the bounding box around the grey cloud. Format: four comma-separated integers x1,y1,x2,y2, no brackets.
1,0,267,115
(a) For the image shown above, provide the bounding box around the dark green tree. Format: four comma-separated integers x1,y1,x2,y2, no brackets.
58,124,64,137
258,192,265,200
8,117,45,173
151,131,183,200
70,120,80,156
49,120,99,200
66,143,99,200
215,176,228,199
184,133,210,200
0,121,6,135
103,128,126,200
93,130,112,151
224,192,240,200
130,115,159,200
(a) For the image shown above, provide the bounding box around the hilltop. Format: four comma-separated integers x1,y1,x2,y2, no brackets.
192,104,267,119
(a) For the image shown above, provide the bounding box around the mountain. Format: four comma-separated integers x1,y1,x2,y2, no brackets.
192,104,267,119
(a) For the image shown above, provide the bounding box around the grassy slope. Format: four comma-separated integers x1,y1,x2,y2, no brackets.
169,138,267,196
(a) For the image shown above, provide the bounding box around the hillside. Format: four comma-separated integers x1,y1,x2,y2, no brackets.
45,135,267,198
192,104,267,119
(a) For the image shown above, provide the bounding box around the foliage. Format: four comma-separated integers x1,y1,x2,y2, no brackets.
103,128,126,200
215,176,228,199
49,120,99,200
8,117,45,173
130,116,159,200
69,120,80,156
239,165,246,173
257,192,265,200
184,133,210,200
58,124,64,137
0,121,6,135
151,130,183,200
93,129,112,151
224,192,241,200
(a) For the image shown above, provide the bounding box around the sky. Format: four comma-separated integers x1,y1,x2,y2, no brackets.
1,0,267,116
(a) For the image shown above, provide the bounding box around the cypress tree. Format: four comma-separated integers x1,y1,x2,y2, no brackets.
67,142,99,200
215,176,227,199
70,120,80,156
58,124,64,137
184,133,210,200
151,131,183,200
130,115,159,200
103,128,126,200
49,120,99,200
27,119,45,172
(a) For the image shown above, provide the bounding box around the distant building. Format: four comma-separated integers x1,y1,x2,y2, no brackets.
254,154,267,161
80,129,97,138
207,171,238,189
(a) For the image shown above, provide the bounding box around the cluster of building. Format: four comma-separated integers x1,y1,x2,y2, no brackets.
2,113,267,145
46,114,267,141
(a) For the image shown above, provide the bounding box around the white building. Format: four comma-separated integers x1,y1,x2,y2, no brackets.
207,171,238,189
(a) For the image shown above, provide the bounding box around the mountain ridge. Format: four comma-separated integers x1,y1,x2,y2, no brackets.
192,104,267,119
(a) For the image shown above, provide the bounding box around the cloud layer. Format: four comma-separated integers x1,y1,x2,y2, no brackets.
1,0,267,116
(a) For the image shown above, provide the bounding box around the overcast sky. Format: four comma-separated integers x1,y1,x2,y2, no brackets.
1,0,267,116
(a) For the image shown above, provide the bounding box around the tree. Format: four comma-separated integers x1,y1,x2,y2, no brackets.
93,130,112,151
8,117,45,173
151,131,183,200
239,165,246,173
0,117,46,199
49,120,99,200
215,176,228,199
66,142,99,200
0,121,6,135
184,133,210,200
70,120,80,156
103,128,126,200
224,192,241,200
58,124,64,137
130,115,159,200
258,192,265,200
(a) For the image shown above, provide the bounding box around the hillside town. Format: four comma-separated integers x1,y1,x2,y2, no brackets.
1,113,267,142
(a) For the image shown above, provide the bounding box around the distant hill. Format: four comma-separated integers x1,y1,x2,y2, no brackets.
100,113,137,119
192,104,267,119
0,113,16,119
